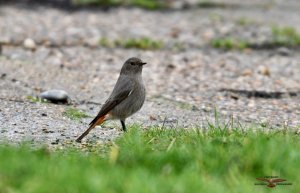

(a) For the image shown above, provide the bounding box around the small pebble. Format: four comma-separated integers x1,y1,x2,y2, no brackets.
165,117,178,123
1,73,6,79
51,139,60,145
192,105,199,111
230,94,239,100
276,47,291,56
23,38,36,50
166,64,176,70
41,113,47,116
257,65,270,76
42,129,54,134
149,115,157,121
241,69,252,76
40,89,69,104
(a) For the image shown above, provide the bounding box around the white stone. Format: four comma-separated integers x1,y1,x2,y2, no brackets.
23,38,36,50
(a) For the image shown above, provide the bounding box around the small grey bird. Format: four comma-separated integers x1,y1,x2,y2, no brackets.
76,57,146,142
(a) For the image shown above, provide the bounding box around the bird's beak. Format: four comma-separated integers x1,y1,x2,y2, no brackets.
140,62,147,66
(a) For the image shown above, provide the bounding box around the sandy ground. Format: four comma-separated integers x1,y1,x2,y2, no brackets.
0,0,299,146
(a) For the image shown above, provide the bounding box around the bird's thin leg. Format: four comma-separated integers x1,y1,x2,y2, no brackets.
120,120,127,132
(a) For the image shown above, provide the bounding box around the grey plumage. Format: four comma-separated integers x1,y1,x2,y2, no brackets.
110,74,145,120
76,57,146,142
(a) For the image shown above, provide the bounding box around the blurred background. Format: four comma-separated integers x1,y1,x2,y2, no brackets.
0,0,299,144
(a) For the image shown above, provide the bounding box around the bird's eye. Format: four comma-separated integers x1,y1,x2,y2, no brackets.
130,62,135,65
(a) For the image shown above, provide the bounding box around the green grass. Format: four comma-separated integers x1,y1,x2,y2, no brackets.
0,126,299,193
73,0,166,10
211,26,300,50
26,95,47,103
99,37,163,50
73,0,120,7
63,107,91,121
210,38,248,50
198,1,228,8
271,26,300,47
119,37,163,49
235,17,254,26
99,37,113,48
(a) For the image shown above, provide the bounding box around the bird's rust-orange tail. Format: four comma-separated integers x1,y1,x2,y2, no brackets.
75,116,106,142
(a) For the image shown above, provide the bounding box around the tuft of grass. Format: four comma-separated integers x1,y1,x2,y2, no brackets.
130,0,166,10
73,0,122,6
198,1,228,8
211,26,300,50
26,95,47,103
271,26,300,47
73,0,166,10
0,126,300,193
99,37,113,48
120,37,163,49
211,38,248,50
63,107,91,121
235,17,254,26
99,37,163,50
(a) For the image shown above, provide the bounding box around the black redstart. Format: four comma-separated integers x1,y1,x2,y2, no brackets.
76,57,146,142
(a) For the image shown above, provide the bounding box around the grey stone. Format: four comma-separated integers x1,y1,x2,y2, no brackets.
40,89,69,103
276,47,291,56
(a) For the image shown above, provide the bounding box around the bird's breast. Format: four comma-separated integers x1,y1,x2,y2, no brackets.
111,78,145,119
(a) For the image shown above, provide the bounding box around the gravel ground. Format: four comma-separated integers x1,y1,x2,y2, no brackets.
0,0,299,146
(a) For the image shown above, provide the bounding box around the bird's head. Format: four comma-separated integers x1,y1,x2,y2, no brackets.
120,57,146,75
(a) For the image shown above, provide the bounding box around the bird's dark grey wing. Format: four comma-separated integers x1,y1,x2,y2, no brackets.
89,75,134,126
